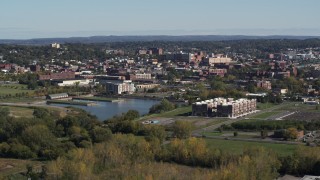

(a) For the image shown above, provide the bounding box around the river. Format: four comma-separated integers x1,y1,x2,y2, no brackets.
50,98,159,121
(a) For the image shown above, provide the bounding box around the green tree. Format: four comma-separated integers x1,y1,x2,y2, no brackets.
0,107,10,118
144,125,166,143
90,126,112,143
172,120,192,139
21,125,59,158
284,128,299,140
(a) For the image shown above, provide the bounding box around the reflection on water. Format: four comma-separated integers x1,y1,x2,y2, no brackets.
50,98,159,121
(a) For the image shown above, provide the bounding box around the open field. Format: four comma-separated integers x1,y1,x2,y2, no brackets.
0,158,43,179
277,103,317,111
5,106,34,118
0,104,70,119
205,138,300,156
251,111,283,119
256,102,278,110
0,84,34,96
138,106,192,121
138,106,228,128
0,97,41,103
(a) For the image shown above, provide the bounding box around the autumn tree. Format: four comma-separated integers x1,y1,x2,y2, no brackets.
172,120,192,139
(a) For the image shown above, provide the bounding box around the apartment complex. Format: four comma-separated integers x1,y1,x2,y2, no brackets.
192,98,257,118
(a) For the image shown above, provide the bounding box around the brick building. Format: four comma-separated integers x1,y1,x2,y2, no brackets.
38,72,75,80
256,80,272,90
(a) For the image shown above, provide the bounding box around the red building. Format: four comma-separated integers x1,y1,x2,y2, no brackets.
256,80,272,90
38,72,75,80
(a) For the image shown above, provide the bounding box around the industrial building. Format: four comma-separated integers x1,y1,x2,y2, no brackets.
46,93,68,100
192,98,257,118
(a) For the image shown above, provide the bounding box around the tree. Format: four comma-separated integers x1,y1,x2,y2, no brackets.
172,120,192,139
21,125,59,157
33,108,50,119
27,80,38,90
284,128,299,140
149,99,175,114
144,125,166,143
91,126,112,143
123,110,140,120
261,130,268,139
0,107,10,118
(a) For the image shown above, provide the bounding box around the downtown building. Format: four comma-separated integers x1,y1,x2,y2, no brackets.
105,80,135,95
192,98,257,118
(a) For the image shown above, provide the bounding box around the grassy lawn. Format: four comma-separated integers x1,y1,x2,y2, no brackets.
202,132,223,136
139,106,192,121
251,111,282,119
278,103,320,112
0,84,34,96
0,97,40,103
205,138,300,156
0,158,43,179
194,119,227,129
256,103,277,110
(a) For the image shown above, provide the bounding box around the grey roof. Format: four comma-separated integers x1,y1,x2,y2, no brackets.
48,93,68,97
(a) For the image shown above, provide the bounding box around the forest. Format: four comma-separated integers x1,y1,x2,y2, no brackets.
0,105,320,179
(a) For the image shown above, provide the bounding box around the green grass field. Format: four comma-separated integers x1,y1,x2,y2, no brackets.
139,106,192,121
251,111,282,119
0,84,34,96
202,132,223,136
256,103,277,110
205,138,300,156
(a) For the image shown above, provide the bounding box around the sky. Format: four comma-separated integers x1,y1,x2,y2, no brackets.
1,0,320,39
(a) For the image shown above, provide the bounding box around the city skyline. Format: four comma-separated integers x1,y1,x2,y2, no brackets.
1,0,320,39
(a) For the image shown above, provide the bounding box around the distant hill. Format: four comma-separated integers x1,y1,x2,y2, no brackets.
0,35,319,45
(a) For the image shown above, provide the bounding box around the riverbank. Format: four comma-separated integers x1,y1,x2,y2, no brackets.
47,100,96,106
72,97,122,102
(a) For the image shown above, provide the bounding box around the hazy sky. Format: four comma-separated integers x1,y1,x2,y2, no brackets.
1,0,320,39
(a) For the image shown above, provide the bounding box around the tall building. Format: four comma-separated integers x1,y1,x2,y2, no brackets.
149,48,163,55
51,43,60,49
105,80,135,94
